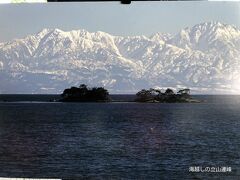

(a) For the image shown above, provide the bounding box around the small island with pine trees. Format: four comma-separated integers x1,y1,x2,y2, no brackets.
60,84,110,102
135,88,199,103
59,84,200,103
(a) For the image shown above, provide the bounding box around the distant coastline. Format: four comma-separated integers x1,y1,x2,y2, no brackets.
2,94,240,104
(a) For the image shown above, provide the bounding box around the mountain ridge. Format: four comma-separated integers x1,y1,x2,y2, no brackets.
0,21,240,94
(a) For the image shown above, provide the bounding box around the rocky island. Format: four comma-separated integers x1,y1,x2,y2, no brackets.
135,88,199,103
60,84,110,102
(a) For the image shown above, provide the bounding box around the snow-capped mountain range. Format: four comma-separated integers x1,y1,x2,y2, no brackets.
0,22,240,94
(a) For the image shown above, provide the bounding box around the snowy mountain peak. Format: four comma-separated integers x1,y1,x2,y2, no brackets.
150,32,172,42
36,28,62,38
190,21,239,36
168,21,240,52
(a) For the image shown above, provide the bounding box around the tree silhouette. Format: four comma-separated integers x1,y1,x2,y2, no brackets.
136,89,156,102
177,88,190,98
165,88,174,95
135,87,192,103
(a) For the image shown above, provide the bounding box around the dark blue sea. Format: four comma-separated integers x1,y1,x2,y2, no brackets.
0,95,239,179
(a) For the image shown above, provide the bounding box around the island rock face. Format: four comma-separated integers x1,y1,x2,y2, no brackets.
0,22,239,94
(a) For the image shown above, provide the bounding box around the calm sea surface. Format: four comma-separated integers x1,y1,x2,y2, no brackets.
0,95,239,179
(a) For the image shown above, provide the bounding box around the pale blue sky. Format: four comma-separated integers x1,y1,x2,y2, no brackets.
0,1,240,42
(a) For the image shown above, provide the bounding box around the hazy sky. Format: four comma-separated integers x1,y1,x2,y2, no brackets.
0,1,240,42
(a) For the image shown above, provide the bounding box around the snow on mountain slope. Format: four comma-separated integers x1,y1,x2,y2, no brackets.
0,22,239,94
169,22,240,53
150,32,172,42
